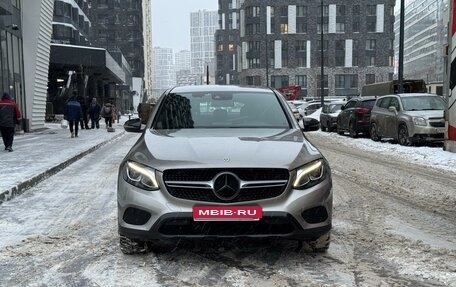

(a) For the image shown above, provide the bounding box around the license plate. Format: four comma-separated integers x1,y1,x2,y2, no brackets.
192,206,262,221
437,127,445,133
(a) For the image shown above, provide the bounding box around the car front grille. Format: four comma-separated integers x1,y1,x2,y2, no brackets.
163,168,289,203
429,118,445,127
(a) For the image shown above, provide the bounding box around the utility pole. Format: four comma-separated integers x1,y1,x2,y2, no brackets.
206,64,209,85
320,0,324,107
398,0,405,93
266,33,269,86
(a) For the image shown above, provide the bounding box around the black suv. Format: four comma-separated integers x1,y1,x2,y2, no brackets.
337,97,377,137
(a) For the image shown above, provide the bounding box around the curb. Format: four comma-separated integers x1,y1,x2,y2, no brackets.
0,131,126,205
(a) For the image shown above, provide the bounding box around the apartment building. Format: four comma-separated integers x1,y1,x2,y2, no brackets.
216,0,396,98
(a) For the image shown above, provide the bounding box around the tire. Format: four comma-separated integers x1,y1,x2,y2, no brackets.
303,231,331,253
119,235,150,255
349,121,358,138
398,124,411,146
321,123,327,132
370,123,381,142
336,120,344,135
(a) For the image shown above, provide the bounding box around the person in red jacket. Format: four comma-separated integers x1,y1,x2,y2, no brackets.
0,92,22,152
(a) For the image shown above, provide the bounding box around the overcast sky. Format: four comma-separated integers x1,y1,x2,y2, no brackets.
152,0,218,53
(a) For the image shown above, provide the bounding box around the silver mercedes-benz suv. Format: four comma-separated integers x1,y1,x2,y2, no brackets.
118,85,333,254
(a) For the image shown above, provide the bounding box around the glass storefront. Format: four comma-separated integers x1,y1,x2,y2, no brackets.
0,2,25,129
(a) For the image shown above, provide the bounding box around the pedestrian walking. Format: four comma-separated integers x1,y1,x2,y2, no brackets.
116,109,121,123
77,95,90,130
64,91,82,138
0,92,21,152
88,98,101,129
101,101,113,129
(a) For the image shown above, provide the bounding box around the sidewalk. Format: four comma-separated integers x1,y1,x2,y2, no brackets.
0,118,129,204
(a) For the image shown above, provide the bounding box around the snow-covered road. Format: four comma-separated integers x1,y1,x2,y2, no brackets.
0,132,454,286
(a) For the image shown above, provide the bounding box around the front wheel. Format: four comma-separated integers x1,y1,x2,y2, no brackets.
398,124,411,146
303,231,331,253
119,235,150,255
370,123,381,142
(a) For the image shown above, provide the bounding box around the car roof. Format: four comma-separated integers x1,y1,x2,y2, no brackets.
350,96,377,101
381,93,438,98
169,85,274,94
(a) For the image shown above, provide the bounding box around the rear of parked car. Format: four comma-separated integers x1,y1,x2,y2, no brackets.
320,102,345,132
336,97,376,137
370,93,445,145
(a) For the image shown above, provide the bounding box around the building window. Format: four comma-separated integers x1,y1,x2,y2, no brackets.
367,56,375,66
297,56,306,67
280,24,288,34
366,74,375,84
335,74,358,89
366,39,376,50
246,6,260,17
367,19,376,32
367,5,376,16
246,76,261,86
297,6,307,17
353,20,360,33
280,6,288,17
295,75,307,87
271,75,289,88
317,23,328,34
248,58,260,68
217,44,224,51
297,23,307,33
336,22,345,33
228,44,234,51
296,40,306,52
335,40,345,66
248,41,260,52
246,23,260,35
336,5,345,16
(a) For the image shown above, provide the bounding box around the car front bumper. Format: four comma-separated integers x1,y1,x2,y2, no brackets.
118,171,333,241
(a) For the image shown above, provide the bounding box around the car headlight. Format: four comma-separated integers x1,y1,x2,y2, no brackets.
412,117,427,126
123,161,159,191
293,159,327,189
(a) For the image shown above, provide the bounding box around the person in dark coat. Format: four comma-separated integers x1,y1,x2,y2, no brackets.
0,92,21,152
88,98,101,129
101,101,113,129
64,92,83,138
77,95,90,130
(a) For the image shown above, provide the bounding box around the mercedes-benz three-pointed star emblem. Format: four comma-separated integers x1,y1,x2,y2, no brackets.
212,172,241,201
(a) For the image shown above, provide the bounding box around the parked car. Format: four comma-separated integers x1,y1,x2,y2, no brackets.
320,101,345,132
336,96,377,137
118,85,333,254
302,116,320,131
370,93,445,145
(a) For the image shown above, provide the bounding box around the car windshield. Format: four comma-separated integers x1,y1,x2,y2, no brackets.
360,100,376,108
152,91,290,129
329,104,344,113
401,96,445,111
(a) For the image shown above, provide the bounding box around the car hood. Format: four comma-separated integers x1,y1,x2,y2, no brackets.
402,110,444,118
126,128,323,171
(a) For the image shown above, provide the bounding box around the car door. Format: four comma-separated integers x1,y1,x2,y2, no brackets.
384,97,400,138
376,97,391,136
339,100,357,130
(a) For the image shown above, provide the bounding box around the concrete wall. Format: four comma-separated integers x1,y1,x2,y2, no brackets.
22,0,54,131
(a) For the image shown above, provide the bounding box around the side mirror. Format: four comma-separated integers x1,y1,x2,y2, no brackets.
388,106,397,113
124,118,143,133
